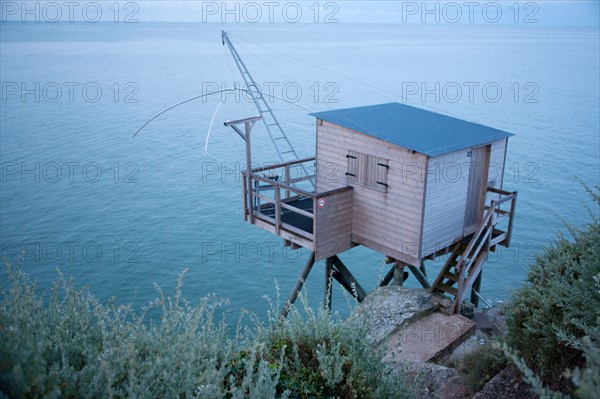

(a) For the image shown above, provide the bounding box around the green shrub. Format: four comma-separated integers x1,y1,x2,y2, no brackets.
503,184,600,396
261,294,412,399
458,346,507,391
0,264,411,398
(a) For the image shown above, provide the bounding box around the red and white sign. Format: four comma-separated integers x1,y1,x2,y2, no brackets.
317,198,327,208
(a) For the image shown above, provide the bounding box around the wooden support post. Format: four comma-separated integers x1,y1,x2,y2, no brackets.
419,260,427,278
505,192,518,246
471,269,482,308
224,116,261,224
487,200,496,252
324,257,333,312
245,123,254,224
274,185,281,235
332,256,367,302
393,261,406,286
284,165,290,199
407,265,431,289
379,266,395,287
241,171,248,221
281,252,315,317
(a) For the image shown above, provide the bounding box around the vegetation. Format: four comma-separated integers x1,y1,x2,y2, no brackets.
0,265,411,398
503,184,600,398
458,346,507,391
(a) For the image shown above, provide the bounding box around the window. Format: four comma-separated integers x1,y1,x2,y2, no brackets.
346,150,389,192
346,150,360,183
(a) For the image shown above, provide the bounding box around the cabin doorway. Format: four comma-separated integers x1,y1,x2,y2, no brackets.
464,145,491,236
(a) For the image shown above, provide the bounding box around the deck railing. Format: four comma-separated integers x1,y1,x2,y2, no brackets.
242,157,315,237
453,187,517,312
241,157,354,258
484,187,518,247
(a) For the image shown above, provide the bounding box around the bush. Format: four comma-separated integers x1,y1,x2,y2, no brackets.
458,346,507,391
261,295,412,399
0,264,411,398
503,184,600,396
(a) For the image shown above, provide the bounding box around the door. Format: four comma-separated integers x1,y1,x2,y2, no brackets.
464,145,490,236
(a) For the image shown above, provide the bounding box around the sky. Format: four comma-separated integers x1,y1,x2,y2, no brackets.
1,1,599,25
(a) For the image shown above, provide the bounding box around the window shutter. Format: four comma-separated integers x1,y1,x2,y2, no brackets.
375,157,389,192
346,150,359,183
346,151,388,192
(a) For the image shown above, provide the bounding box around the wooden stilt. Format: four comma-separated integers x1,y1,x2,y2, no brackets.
407,265,431,289
331,256,367,302
393,261,405,286
281,251,315,317
471,269,482,308
419,260,427,278
379,266,395,287
324,257,333,312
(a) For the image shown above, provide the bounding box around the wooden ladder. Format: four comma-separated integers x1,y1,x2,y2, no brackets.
430,241,489,314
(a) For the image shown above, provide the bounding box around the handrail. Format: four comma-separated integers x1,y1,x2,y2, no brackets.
486,187,513,196
252,173,315,198
454,188,518,311
251,173,353,200
250,156,315,173
494,193,517,206
455,200,497,307
457,203,495,267
244,163,353,243
485,186,518,246
430,186,517,313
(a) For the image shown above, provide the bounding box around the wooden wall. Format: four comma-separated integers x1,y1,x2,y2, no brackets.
315,119,509,263
420,148,471,257
315,188,354,260
316,120,427,266
421,138,508,258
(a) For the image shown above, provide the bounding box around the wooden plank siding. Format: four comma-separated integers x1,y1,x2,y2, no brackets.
420,149,471,257
315,188,354,260
316,120,427,266
420,139,507,258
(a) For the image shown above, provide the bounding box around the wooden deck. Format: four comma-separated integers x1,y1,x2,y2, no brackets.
259,197,314,234
242,157,354,260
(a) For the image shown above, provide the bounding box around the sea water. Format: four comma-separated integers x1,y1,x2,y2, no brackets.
1,22,598,322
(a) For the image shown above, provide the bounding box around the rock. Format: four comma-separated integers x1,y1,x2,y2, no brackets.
485,304,505,319
460,302,476,318
407,363,472,399
429,294,453,311
382,312,475,364
353,289,533,399
472,365,537,399
437,334,481,368
351,286,434,345
472,312,495,333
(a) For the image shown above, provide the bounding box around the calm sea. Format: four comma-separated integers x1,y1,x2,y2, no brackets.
1,22,599,321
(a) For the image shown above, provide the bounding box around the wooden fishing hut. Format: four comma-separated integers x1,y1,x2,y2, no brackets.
225,102,517,315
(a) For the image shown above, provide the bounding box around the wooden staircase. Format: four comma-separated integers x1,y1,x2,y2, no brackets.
430,188,518,314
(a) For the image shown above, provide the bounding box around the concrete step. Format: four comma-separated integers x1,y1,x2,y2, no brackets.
382,312,476,364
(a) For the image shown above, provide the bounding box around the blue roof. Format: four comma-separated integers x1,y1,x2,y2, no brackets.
310,102,513,157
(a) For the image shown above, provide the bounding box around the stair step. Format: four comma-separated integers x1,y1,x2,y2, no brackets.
443,272,459,282
437,283,457,296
